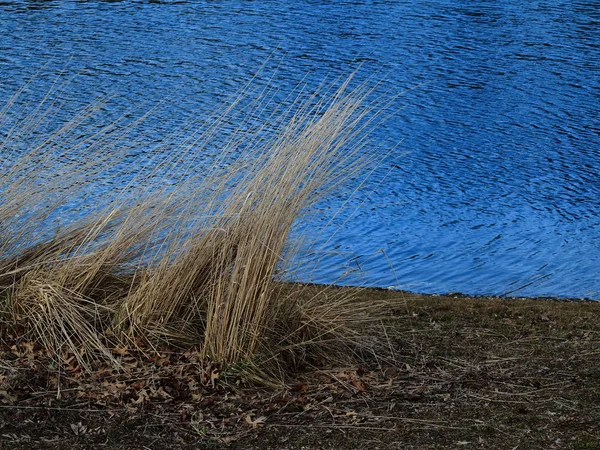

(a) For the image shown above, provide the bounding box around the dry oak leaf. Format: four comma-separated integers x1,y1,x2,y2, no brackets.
350,379,367,392
245,414,267,428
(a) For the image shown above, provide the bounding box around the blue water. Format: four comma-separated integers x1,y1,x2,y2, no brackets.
1,0,599,299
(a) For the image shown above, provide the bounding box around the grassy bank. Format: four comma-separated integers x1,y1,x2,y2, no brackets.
1,287,598,449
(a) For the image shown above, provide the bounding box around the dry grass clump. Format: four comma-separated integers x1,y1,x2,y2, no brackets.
0,74,388,376
11,271,117,370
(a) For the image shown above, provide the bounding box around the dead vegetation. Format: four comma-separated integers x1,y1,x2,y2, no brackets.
0,74,388,380
1,289,598,449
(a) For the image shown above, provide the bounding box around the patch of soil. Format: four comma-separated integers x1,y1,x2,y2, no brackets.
1,288,599,449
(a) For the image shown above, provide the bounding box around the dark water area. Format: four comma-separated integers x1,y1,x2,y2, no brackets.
1,0,599,299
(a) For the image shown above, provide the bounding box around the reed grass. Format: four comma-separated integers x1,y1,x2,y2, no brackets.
0,74,387,375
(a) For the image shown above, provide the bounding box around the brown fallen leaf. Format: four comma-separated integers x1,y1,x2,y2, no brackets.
113,346,129,356
290,382,308,393
350,379,367,393
245,414,266,428
210,369,220,388
384,366,398,378
70,422,87,436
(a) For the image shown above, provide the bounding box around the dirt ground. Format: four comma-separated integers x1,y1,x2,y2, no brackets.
1,287,599,449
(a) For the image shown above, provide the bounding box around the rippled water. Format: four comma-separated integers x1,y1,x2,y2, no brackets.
1,0,599,298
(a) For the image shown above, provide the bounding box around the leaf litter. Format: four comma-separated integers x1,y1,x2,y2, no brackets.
1,289,599,449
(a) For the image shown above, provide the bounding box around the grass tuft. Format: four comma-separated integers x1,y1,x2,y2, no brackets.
0,73,389,377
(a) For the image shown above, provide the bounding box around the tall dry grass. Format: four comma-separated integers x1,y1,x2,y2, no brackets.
0,73,388,374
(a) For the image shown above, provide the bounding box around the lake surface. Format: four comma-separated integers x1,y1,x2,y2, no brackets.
1,0,599,299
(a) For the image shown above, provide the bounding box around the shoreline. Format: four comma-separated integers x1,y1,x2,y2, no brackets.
294,281,600,303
